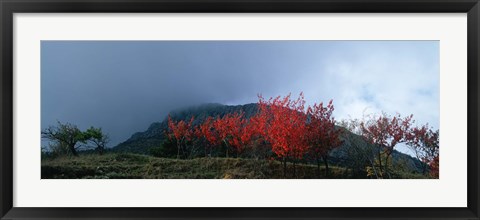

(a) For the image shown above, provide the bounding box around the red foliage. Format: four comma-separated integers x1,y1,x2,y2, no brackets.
306,100,343,159
194,116,219,156
240,100,269,151
429,156,439,178
361,113,414,155
360,113,415,177
258,93,309,160
212,112,246,155
164,92,438,179
168,115,194,142
407,124,439,177
167,115,195,158
195,117,217,144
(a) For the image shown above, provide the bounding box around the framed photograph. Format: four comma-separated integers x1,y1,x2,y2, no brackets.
1,0,479,219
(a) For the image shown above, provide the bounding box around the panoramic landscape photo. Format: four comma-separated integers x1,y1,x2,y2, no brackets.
41,41,439,179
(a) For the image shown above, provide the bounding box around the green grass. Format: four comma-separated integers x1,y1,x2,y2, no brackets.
41,153,352,179
42,153,428,179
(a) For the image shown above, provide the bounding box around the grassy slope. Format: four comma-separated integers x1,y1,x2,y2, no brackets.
41,153,352,179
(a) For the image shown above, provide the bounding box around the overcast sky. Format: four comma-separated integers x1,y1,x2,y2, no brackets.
41,41,439,154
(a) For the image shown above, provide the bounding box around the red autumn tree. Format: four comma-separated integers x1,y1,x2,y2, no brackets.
429,156,439,178
239,112,269,158
360,113,414,178
238,119,255,152
212,112,245,157
195,110,268,158
258,93,308,177
406,125,439,176
194,116,219,157
234,99,271,159
306,100,343,177
167,115,194,159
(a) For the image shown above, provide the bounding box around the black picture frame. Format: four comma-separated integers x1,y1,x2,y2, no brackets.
1,0,479,219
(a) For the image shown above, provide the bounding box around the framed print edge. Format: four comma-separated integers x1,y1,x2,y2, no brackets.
467,1,480,219
1,0,480,219
1,0,14,219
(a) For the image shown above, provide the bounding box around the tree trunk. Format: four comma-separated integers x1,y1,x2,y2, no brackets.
293,159,296,178
189,144,195,159
181,144,186,159
385,154,389,176
377,150,383,177
223,140,229,158
69,144,78,156
322,155,329,177
385,151,392,178
316,158,321,177
368,158,379,179
283,158,287,178
177,143,180,159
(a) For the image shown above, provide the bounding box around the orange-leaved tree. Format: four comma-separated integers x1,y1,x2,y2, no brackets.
306,100,343,177
212,112,245,158
360,113,414,178
258,92,308,177
167,115,195,159
194,116,219,157
406,124,439,177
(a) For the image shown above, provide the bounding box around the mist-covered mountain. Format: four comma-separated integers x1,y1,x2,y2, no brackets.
113,103,259,153
113,103,423,173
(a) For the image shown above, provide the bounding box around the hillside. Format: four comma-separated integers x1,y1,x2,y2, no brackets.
114,103,258,153
112,103,424,174
41,153,426,179
42,153,349,179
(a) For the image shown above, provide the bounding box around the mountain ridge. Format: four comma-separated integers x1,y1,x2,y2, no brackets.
113,103,423,174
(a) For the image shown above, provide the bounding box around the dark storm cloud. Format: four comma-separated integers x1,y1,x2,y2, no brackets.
41,41,329,146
